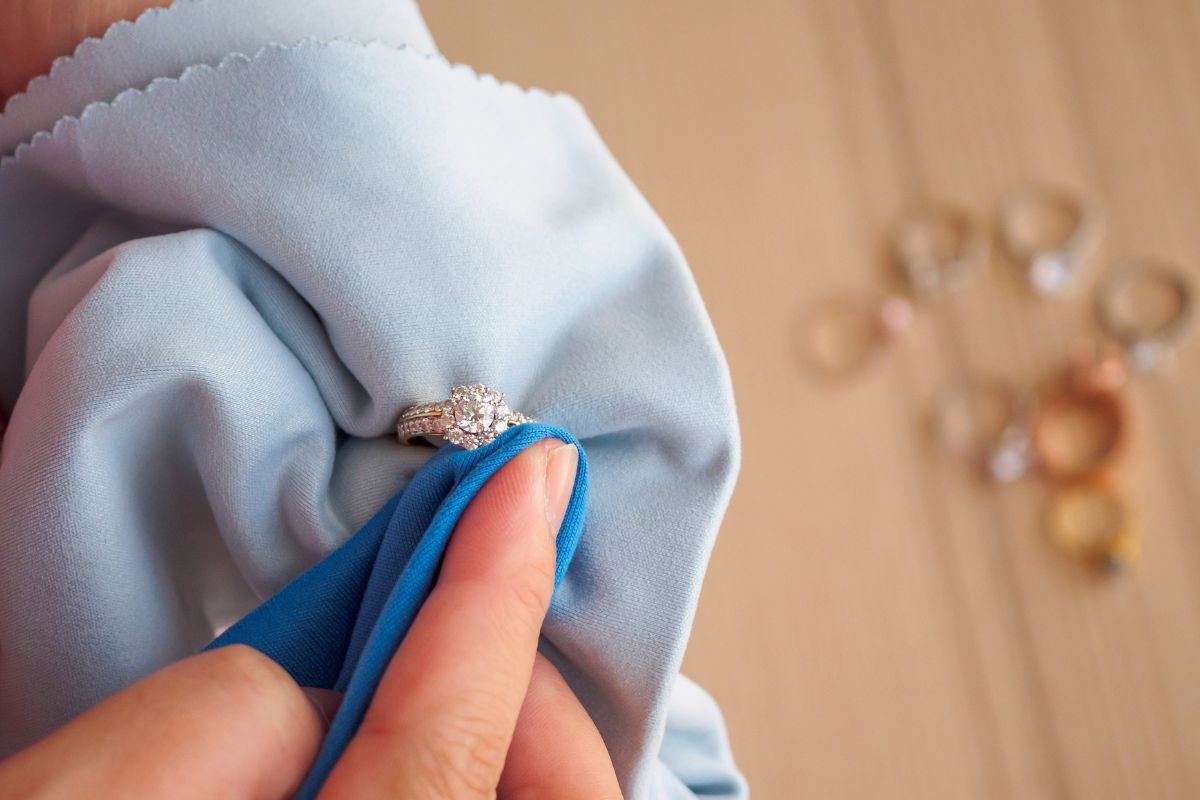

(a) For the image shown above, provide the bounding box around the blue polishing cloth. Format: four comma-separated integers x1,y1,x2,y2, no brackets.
205,423,587,797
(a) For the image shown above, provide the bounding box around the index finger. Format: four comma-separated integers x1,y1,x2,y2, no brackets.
318,437,579,798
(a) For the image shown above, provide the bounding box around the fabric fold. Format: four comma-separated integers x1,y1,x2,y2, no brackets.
0,15,744,799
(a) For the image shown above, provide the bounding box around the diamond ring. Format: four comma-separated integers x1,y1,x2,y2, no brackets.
1096,258,1195,373
998,184,1100,295
397,384,533,450
890,204,986,299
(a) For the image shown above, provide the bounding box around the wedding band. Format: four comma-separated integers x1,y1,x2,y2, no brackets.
890,204,986,298
1046,478,1139,573
998,185,1099,295
397,384,533,450
1096,258,1195,373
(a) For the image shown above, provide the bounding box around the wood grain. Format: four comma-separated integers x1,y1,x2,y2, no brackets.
422,2,1200,796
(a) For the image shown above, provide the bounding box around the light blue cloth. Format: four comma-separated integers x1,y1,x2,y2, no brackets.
0,2,745,797
0,0,435,157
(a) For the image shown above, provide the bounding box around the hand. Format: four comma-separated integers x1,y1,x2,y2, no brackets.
0,438,622,799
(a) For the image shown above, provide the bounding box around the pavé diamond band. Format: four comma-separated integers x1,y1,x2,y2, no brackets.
397,384,533,450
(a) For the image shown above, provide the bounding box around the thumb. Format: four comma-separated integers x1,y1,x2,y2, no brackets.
319,436,578,798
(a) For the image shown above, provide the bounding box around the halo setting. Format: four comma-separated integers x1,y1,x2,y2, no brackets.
397,384,532,450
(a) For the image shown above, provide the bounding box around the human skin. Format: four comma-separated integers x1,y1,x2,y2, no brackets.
0,438,622,798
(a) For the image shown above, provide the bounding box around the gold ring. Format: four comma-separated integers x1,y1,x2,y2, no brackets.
795,292,913,381
1046,477,1139,573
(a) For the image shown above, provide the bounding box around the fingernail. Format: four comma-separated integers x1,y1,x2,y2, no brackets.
544,442,578,538
301,687,342,730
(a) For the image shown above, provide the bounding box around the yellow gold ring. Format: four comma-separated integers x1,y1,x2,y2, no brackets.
1046,478,1139,573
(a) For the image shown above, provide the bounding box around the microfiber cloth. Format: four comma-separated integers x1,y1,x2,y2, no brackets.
207,423,588,797
0,2,744,797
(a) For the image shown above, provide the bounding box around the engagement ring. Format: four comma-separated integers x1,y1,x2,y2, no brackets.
397,384,533,450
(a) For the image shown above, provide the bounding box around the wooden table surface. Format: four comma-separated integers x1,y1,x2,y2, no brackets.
425,2,1200,797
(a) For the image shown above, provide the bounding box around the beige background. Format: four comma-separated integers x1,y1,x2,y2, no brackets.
425,2,1200,797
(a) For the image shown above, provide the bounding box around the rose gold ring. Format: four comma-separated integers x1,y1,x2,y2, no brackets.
1031,378,1125,482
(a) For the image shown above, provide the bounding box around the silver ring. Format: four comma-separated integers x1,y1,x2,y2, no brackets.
397,384,533,450
890,204,987,299
998,184,1100,295
931,376,1034,482
1096,258,1195,373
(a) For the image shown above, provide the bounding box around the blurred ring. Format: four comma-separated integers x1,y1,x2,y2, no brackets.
1096,258,1195,373
796,292,913,381
998,184,1100,295
1046,478,1139,573
890,204,986,299
932,377,1033,482
1031,378,1125,481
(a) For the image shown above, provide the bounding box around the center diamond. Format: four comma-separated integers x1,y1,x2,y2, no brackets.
455,397,496,433
1030,250,1074,294
441,384,514,448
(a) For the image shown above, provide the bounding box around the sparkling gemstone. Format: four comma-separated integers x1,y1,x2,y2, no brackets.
987,426,1031,483
455,398,496,433
1030,251,1073,294
879,296,914,334
1127,341,1161,374
988,442,1027,483
442,385,513,449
